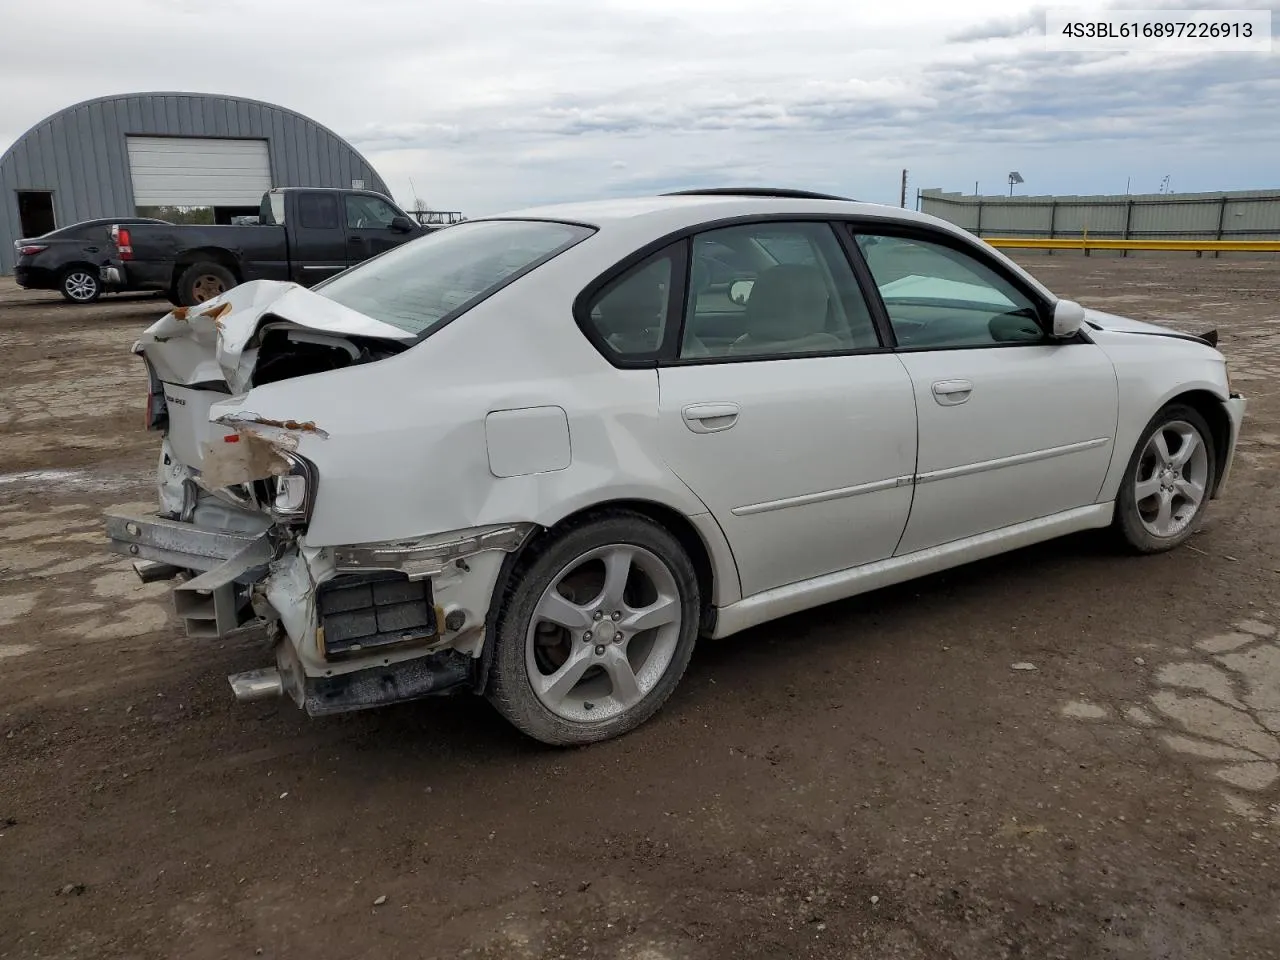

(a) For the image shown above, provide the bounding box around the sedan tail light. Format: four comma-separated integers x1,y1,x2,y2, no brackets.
15,244,47,256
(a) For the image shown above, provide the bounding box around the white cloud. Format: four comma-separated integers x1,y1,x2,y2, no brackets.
1,0,1277,215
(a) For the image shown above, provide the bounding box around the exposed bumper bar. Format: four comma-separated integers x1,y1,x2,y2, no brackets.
104,511,264,571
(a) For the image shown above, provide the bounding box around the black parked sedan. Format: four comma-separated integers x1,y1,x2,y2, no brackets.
14,217,169,303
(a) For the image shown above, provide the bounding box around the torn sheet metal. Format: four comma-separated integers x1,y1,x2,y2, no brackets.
199,430,295,489
136,279,416,393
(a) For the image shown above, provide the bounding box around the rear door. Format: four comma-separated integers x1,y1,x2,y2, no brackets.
287,192,348,286
625,221,918,599
849,228,1118,555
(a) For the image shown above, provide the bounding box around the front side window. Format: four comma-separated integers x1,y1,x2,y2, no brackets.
316,219,593,336
345,194,399,229
581,249,675,358
682,222,880,359
854,233,1045,348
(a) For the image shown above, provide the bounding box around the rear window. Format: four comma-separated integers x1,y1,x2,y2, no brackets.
315,219,594,336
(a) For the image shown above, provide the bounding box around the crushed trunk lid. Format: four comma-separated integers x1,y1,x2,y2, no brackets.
136,279,416,394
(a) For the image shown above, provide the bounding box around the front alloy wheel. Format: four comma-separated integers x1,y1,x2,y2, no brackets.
488,512,700,745
1115,404,1216,553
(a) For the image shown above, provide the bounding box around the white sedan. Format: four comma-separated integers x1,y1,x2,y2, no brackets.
104,188,1246,745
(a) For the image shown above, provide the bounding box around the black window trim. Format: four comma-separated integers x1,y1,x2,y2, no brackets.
837,218,1093,352
572,214,898,369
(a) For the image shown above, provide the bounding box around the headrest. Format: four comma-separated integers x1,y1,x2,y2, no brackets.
742,264,829,342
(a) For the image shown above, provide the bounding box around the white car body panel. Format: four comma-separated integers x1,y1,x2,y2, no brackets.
105,192,1245,723
892,342,1118,554
657,354,917,596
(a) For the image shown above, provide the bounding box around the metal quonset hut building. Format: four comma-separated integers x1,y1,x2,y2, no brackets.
0,91,390,274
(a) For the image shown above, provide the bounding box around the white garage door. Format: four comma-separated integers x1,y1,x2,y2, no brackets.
126,137,272,207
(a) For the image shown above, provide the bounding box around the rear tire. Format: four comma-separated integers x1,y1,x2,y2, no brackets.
487,511,700,746
59,267,101,303
176,261,236,306
1113,403,1216,553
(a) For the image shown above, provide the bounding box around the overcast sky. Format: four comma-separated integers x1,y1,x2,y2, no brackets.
1,0,1276,215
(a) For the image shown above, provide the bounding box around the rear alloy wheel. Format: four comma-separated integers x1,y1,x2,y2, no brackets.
488,512,700,746
1114,403,1216,553
176,261,236,306
60,268,101,303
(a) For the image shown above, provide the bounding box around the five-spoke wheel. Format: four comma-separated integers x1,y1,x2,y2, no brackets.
488,512,699,745
1116,404,1216,552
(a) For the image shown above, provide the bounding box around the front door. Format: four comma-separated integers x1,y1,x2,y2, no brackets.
851,230,1118,555
344,194,409,266
646,221,917,598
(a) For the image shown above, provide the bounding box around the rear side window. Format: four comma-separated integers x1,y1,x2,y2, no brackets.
581,248,678,359
297,193,339,230
316,219,594,336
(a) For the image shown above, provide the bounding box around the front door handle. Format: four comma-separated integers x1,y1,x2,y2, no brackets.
931,379,973,406
682,402,740,433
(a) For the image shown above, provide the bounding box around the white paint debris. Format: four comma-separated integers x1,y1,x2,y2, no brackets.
1160,734,1261,762
1150,691,1280,760
1220,792,1263,820
1213,762,1280,792
1216,646,1280,713
0,593,38,626
1011,662,1037,672
1061,701,1110,720
1235,619,1276,639
1126,706,1158,727
374,895,388,906
1196,632,1254,654
1156,662,1246,710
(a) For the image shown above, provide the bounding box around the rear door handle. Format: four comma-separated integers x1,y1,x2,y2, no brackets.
681,402,740,433
931,379,973,406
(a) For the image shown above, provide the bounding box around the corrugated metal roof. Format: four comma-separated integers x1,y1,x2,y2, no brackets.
0,92,390,274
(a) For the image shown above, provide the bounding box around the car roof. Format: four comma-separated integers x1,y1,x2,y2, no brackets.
473,190,954,236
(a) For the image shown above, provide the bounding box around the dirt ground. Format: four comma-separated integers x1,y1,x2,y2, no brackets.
1,257,1279,960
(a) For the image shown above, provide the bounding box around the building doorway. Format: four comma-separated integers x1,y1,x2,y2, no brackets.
17,191,56,238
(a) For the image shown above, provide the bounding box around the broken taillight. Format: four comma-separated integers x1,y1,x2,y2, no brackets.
112,225,133,260
141,356,168,431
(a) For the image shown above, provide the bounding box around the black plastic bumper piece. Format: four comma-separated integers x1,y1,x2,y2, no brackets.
317,571,438,660
304,649,472,716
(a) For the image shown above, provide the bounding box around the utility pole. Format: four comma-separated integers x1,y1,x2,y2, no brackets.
974,180,979,196
900,169,908,207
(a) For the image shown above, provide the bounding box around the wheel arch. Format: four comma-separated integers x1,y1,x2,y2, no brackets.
1165,388,1232,498
175,248,242,281
473,497,740,695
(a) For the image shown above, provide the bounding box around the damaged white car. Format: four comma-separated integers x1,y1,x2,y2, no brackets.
104,188,1246,745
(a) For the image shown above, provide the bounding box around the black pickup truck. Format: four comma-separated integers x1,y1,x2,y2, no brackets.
100,187,429,306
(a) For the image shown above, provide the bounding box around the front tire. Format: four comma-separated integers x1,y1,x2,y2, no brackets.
60,267,101,303
487,511,700,746
1113,403,1216,553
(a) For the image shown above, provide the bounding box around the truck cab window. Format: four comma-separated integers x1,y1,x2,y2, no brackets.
298,193,339,230
346,195,398,230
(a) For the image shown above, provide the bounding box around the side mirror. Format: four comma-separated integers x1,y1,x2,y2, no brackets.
389,215,416,233
1051,298,1085,338
729,278,755,306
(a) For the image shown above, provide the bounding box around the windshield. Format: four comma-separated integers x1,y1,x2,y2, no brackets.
316,220,594,335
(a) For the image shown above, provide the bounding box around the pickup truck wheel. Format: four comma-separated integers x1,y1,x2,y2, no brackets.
177,262,236,306
60,267,102,303
487,512,700,746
